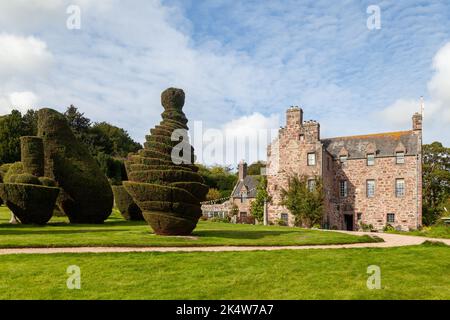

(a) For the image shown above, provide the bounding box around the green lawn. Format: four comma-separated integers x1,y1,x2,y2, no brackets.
388,224,450,239
0,206,379,248
0,243,448,299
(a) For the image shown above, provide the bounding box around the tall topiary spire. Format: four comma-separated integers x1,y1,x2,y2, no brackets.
124,88,208,235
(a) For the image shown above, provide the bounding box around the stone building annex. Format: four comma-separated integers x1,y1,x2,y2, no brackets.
266,107,423,231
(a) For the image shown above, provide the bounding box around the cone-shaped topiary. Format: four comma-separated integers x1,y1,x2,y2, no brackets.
37,108,113,224
20,136,44,177
112,185,143,221
123,88,208,235
0,183,59,225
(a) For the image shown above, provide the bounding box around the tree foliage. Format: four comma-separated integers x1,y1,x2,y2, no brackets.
206,188,222,201
0,106,141,184
247,161,266,175
281,175,324,228
250,176,270,222
422,142,450,225
197,164,237,198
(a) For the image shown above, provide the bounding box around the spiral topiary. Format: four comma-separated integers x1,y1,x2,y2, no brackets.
37,108,113,223
123,88,208,235
112,185,143,221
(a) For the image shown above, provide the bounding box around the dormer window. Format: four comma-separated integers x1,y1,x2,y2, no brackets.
339,155,348,165
396,152,405,164
367,153,375,166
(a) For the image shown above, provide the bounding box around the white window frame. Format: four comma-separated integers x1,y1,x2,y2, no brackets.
396,152,405,164
367,180,375,198
367,153,375,166
340,180,348,198
307,179,316,192
395,179,405,197
307,153,316,166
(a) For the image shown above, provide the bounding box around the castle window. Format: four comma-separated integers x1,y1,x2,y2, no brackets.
307,153,316,166
339,155,348,166
367,180,375,198
387,213,395,224
340,180,348,198
396,179,405,197
327,157,330,171
357,213,362,221
281,213,289,223
396,152,405,164
307,179,316,192
367,153,375,166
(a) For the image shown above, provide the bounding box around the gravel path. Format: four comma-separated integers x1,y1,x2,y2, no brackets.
0,231,448,255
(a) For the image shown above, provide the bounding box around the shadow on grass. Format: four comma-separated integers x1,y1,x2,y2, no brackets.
193,229,298,240
0,228,134,236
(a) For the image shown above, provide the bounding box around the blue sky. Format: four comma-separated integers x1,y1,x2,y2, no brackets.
0,0,449,165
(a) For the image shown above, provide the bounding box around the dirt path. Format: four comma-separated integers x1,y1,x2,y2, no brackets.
0,231,448,255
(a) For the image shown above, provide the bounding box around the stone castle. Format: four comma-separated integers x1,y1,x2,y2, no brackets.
266,107,423,231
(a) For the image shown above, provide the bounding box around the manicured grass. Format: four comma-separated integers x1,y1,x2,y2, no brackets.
0,206,379,248
388,224,450,239
0,243,448,299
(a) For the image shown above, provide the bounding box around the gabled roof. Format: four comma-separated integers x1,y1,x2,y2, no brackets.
321,130,419,159
231,175,259,198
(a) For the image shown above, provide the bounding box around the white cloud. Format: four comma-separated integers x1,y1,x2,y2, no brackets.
195,113,280,166
379,42,450,142
0,33,53,77
8,91,39,113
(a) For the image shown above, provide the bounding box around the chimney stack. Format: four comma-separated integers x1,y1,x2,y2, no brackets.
238,160,247,181
412,112,422,131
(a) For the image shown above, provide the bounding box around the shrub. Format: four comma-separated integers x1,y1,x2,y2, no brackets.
383,224,395,232
20,136,44,176
112,185,143,221
123,88,208,235
0,183,59,224
3,162,23,183
37,108,113,224
14,173,42,185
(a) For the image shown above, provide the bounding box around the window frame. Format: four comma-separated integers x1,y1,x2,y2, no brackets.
281,213,289,223
395,178,405,197
340,180,348,198
366,179,375,198
307,179,316,192
396,151,405,164
367,153,375,166
339,155,348,166
307,152,316,166
387,213,395,224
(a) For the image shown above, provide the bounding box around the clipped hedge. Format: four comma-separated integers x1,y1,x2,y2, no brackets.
0,183,59,224
3,162,23,183
112,185,143,221
14,173,42,185
20,136,44,177
37,108,113,224
124,88,208,235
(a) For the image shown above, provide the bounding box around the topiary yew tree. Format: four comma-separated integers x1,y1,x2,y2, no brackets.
112,185,143,221
37,108,113,224
124,88,208,235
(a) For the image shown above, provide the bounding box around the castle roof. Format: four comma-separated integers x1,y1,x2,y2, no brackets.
321,130,419,159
